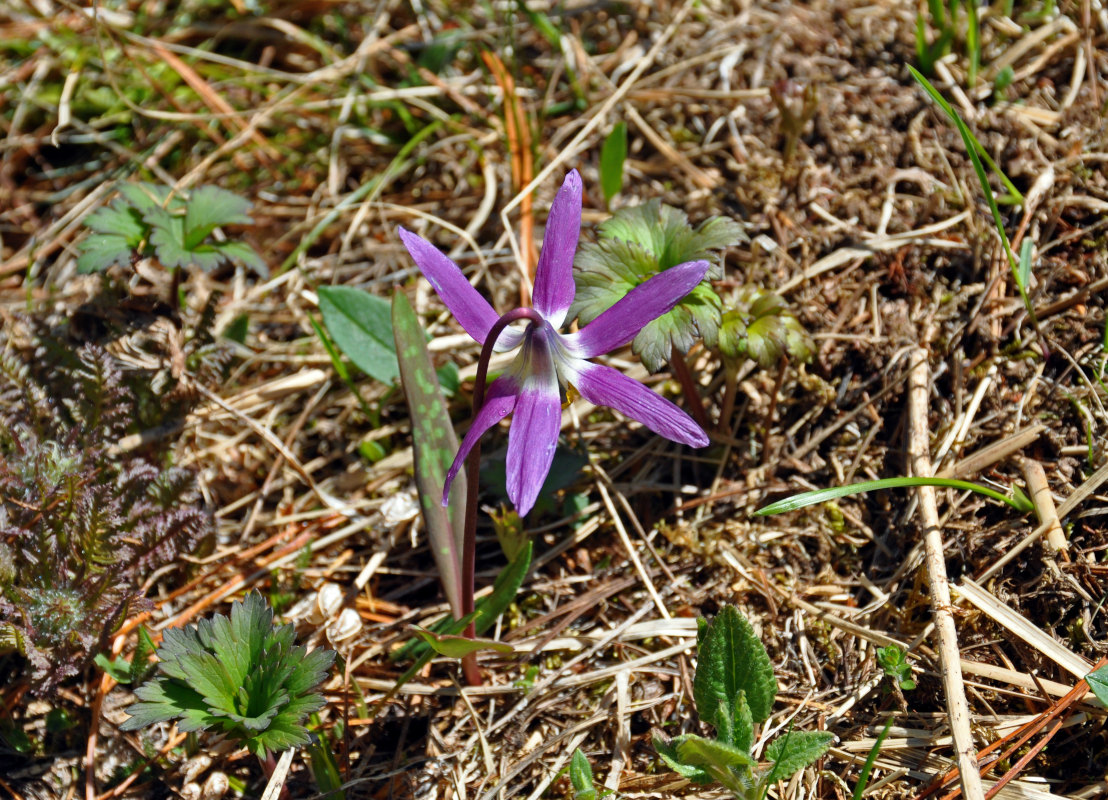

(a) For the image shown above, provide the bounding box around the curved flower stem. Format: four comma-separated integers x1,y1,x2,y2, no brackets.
460,307,544,686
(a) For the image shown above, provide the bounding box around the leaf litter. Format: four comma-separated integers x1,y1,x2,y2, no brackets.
0,0,1107,798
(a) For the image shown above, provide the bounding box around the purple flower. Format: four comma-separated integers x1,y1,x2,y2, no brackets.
398,170,710,516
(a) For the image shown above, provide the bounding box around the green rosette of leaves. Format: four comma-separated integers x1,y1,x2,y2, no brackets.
121,593,334,759
569,201,746,372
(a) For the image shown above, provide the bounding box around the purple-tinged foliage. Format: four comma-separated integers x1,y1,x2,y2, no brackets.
0,345,211,695
399,170,710,516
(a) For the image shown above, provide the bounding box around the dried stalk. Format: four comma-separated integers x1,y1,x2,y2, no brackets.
907,348,985,800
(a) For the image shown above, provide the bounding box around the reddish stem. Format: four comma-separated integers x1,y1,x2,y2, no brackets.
459,307,544,686
669,347,710,431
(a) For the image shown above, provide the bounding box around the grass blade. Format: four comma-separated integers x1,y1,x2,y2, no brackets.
755,476,1033,515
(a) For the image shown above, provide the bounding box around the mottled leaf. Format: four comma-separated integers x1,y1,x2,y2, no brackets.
393,290,465,617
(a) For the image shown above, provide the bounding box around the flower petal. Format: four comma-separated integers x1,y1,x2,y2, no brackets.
505,331,562,515
568,360,708,447
531,170,583,328
441,375,519,505
399,227,499,345
566,259,711,358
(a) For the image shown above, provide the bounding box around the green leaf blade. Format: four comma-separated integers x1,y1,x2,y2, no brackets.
183,186,254,250
319,286,398,385
764,728,834,784
599,121,627,205
694,606,778,731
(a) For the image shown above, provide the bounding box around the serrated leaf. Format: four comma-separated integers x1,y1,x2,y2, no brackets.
121,678,217,731
652,733,714,784
319,285,398,385
85,202,146,242
145,205,192,269
76,233,134,273
763,728,833,784
570,201,740,372
393,291,466,618
599,121,627,205
1086,665,1108,707
694,606,777,734
411,625,514,658
570,748,597,800
211,240,268,274
676,735,756,770
117,182,175,214
183,186,253,250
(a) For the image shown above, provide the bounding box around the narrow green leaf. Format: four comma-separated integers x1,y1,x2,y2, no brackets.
319,286,398,385
393,291,466,618
599,121,627,205
411,625,513,657
853,717,895,800
570,748,597,800
694,606,777,733
764,728,833,784
95,653,133,684
756,476,1032,515
1017,238,1033,293
128,625,158,685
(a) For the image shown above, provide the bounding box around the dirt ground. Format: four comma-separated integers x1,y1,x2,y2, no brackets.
2,0,1108,798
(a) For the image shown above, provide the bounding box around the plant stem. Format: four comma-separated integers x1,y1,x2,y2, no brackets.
459,307,544,686
669,346,710,431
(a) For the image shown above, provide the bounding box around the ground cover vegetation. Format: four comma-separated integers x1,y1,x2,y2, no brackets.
0,0,1107,798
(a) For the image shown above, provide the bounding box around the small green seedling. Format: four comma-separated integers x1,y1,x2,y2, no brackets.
876,645,917,692
569,748,608,800
78,182,265,276
121,593,335,760
653,606,833,799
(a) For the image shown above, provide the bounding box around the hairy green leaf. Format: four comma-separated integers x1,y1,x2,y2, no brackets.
652,733,714,784
319,286,398,385
677,735,756,770
764,728,834,784
694,606,777,733
570,748,597,800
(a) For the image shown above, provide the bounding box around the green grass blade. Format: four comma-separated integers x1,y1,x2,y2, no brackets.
852,716,895,800
755,476,1032,515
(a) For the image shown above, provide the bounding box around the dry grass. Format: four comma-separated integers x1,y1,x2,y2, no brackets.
2,0,1108,798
